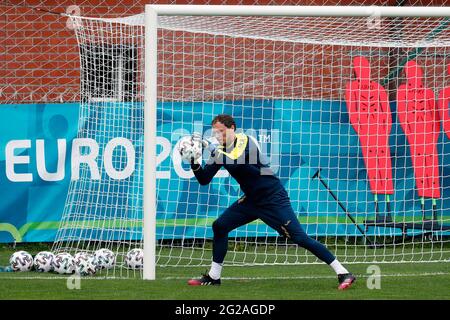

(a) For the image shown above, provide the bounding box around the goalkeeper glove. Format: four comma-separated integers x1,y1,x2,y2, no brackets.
204,136,220,154
192,132,220,154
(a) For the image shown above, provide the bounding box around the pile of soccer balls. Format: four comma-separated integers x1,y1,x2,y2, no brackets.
8,248,144,276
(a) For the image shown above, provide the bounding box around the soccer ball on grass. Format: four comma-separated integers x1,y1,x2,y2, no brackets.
94,248,116,270
74,252,96,276
52,253,75,274
125,248,143,269
9,251,33,272
33,251,54,272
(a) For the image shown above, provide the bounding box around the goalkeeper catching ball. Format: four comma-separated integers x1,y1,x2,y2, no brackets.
181,114,356,290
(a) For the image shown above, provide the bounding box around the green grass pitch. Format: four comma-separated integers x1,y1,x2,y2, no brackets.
1,243,449,300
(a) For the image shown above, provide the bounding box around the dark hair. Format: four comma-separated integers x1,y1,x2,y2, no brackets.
212,114,236,130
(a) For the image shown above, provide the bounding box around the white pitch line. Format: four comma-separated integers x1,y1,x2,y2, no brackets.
164,272,450,281
1,272,449,281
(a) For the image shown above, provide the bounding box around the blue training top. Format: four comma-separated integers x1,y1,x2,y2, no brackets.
190,133,289,205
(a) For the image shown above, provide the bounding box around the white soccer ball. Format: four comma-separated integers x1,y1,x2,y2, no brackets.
9,251,33,272
33,251,54,272
74,252,94,263
125,248,143,269
52,253,75,274
74,252,96,276
178,136,202,161
94,249,116,270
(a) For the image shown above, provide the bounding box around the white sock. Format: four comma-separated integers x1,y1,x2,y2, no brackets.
208,261,223,280
329,259,349,275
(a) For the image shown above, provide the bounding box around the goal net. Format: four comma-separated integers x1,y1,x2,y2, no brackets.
52,6,450,278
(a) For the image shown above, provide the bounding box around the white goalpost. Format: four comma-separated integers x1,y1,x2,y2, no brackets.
52,5,450,280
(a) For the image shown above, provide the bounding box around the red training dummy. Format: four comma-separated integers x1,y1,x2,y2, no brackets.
397,60,441,199
345,56,394,195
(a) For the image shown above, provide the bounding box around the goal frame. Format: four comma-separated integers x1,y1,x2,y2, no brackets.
143,5,450,280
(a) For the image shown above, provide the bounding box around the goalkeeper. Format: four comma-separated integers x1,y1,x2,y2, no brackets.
181,114,356,290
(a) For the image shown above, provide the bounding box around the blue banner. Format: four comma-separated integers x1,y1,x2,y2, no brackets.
0,101,449,243
0,103,79,242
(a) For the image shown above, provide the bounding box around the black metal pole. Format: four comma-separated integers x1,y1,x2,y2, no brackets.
312,168,374,246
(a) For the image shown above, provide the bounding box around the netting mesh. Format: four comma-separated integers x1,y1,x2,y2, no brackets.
46,10,450,279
